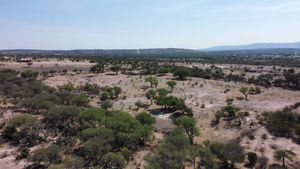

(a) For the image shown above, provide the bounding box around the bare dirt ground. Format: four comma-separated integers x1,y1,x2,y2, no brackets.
0,59,94,72
1,60,300,168
0,144,26,169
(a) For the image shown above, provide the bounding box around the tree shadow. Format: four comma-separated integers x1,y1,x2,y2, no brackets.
148,109,174,116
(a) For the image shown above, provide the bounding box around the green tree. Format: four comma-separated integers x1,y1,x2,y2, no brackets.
2,114,42,146
110,64,122,75
105,111,154,149
145,89,156,104
31,144,61,167
173,67,190,80
274,149,296,167
209,140,245,169
113,86,122,98
105,112,140,134
136,112,156,125
156,88,169,97
100,91,110,101
58,82,74,92
81,128,114,143
239,86,250,99
101,152,126,169
158,67,170,76
221,101,240,120
214,110,223,124
120,147,133,163
189,144,216,169
79,108,106,128
263,109,297,137
70,94,90,107
154,88,169,109
106,87,115,99
175,116,200,144
135,125,155,145
225,140,245,168
90,63,104,74
101,100,113,110
44,105,81,136
40,71,49,80
145,76,158,88
145,128,190,169
21,70,39,80
166,81,177,92
80,83,100,95
63,156,84,169
77,138,112,167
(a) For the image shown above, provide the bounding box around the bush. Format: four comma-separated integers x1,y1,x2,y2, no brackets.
31,144,61,167
145,128,190,169
44,105,81,136
70,94,90,107
2,114,42,146
101,100,113,110
263,109,299,137
261,133,268,140
101,152,126,169
100,91,110,101
135,112,156,125
80,83,100,95
247,152,258,167
81,128,114,143
135,101,148,109
63,156,84,169
76,138,112,167
173,67,190,80
79,108,106,128
21,70,39,80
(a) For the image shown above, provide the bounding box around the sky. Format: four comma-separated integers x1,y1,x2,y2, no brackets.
0,0,300,49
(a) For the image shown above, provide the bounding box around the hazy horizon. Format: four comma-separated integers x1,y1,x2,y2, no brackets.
1,0,300,49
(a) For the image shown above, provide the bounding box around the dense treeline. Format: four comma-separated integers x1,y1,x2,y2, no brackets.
1,51,300,67
135,64,300,90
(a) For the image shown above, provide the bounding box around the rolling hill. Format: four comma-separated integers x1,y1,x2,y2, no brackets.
202,42,300,51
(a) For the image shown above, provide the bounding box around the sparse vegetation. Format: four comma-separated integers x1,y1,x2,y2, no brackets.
0,55,299,169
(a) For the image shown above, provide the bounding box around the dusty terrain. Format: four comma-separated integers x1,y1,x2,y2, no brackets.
0,59,94,72
0,60,300,168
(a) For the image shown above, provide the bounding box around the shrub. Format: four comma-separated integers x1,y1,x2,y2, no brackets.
135,112,156,125
101,152,126,169
173,67,190,80
31,144,61,167
101,100,113,110
247,152,258,167
263,109,299,137
2,114,42,146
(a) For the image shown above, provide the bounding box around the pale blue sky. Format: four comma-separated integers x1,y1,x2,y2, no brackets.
0,0,300,49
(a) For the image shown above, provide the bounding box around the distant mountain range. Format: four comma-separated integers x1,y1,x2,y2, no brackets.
1,42,300,56
202,42,300,51
0,48,198,56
